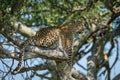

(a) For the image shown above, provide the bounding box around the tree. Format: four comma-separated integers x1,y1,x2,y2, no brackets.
0,0,120,80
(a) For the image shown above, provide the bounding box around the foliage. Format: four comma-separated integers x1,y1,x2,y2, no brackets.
0,0,120,80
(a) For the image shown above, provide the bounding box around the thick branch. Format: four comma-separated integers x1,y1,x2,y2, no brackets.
10,21,36,37
0,45,67,61
24,46,67,61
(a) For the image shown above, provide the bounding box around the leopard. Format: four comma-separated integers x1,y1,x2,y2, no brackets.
12,21,83,74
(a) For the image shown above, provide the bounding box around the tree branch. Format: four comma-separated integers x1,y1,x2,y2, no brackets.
24,46,67,61
0,45,67,61
10,20,36,37
17,64,48,74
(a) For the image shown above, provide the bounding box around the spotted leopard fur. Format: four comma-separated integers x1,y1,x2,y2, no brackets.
12,21,83,74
